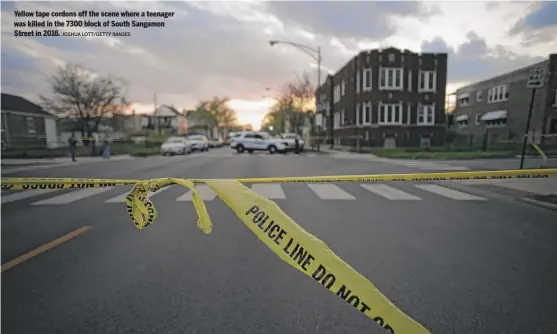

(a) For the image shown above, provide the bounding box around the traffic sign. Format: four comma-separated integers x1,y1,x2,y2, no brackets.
526,68,545,88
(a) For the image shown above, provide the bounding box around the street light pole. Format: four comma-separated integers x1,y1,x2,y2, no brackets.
268,40,322,150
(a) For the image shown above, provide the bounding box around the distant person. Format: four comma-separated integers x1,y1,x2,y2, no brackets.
68,134,77,162
294,134,300,155
102,140,110,159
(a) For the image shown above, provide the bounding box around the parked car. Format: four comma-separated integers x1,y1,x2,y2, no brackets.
188,134,209,152
225,132,241,146
280,133,304,152
230,131,287,154
208,139,223,148
160,137,191,156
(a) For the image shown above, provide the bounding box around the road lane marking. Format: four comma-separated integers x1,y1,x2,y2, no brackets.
307,184,356,200
415,184,487,201
360,184,422,200
176,184,217,201
31,187,115,205
417,166,470,171
105,185,171,203
1,226,92,273
250,184,286,199
1,189,60,204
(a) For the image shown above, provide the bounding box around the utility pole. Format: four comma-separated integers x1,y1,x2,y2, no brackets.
520,67,546,169
154,92,161,135
328,74,334,149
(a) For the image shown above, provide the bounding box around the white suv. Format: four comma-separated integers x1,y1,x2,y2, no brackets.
230,132,287,154
281,133,304,152
187,134,209,152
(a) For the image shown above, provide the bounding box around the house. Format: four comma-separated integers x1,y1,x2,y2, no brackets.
185,109,216,138
147,105,188,135
315,47,448,148
452,54,557,146
1,93,59,149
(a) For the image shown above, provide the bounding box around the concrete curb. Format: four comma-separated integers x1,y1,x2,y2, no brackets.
518,197,557,211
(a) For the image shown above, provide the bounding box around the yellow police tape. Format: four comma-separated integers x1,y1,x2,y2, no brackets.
2,168,556,190
123,177,429,333
3,168,557,333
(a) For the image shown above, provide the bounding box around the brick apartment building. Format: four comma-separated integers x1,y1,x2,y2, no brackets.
315,47,448,148
452,54,557,146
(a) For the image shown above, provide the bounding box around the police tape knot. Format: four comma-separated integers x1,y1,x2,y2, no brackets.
168,178,213,234
125,180,158,229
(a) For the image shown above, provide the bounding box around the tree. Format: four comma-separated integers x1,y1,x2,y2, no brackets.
261,72,315,135
40,64,129,146
194,97,238,133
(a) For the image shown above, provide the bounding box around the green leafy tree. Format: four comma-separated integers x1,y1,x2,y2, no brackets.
194,97,238,133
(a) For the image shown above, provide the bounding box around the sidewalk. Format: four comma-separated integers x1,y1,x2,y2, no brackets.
318,147,384,160
1,155,135,175
1,155,133,166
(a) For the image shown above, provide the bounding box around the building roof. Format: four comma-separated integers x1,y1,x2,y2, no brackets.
455,58,550,93
1,93,55,118
154,105,182,117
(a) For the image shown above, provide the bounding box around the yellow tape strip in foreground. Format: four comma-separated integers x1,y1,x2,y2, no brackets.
122,177,430,333
2,168,557,190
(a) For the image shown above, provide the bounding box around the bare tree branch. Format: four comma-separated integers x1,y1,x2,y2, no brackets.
40,64,129,138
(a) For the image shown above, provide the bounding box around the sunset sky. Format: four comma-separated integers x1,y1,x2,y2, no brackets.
2,1,556,129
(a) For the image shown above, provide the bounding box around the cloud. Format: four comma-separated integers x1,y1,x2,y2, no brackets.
421,32,544,86
509,2,557,47
267,1,436,40
518,2,557,30
1,1,555,127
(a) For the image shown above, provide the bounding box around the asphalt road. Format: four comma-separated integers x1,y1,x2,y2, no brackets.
444,157,557,171
2,148,557,334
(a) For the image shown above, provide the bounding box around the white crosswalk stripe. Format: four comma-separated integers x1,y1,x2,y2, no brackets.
4,183,493,206
1,189,61,204
31,187,115,205
176,184,217,201
307,184,356,200
251,184,286,199
360,184,422,200
104,185,172,203
415,184,487,201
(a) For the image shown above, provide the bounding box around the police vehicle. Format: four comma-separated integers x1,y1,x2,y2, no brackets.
230,131,287,154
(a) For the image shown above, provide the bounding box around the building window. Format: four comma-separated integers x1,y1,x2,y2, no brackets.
552,89,557,106
333,111,341,129
378,102,402,125
341,80,346,96
459,97,470,106
314,113,323,128
475,114,481,125
476,90,482,102
26,117,36,134
379,67,403,90
362,68,372,91
362,102,372,124
340,109,345,126
417,104,435,125
418,70,436,92
356,71,360,93
408,70,412,92
485,119,507,128
334,85,341,103
457,120,468,129
488,85,509,103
